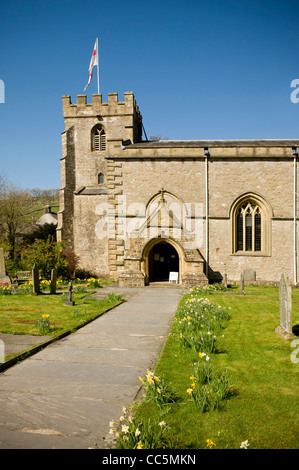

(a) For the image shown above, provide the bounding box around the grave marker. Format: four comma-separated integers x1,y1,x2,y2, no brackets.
243,268,256,282
0,248,10,285
50,268,57,294
276,273,295,340
65,280,75,306
32,264,40,295
241,272,245,295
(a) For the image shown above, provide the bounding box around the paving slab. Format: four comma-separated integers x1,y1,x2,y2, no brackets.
0,333,52,356
0,286,183,449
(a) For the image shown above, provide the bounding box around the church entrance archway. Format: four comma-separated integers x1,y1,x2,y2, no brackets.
148,241,179,282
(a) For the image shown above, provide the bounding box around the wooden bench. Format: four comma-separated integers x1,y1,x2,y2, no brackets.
15,271,32,281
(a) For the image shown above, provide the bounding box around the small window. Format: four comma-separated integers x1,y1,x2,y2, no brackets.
98,172,104,184
92,127,106,151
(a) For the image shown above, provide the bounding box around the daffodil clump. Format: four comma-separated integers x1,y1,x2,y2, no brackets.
187,352,232,413
175,288,230,354
0,281,34,295
40,279,51,290
0,284,12,295
86,277,101,288
139,370,176,408
191,283,229,294
110,407,171,449
36,314,51,335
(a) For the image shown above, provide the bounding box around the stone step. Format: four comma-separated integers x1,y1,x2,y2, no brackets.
147,282,182,288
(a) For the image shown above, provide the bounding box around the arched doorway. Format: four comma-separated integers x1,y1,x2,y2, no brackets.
148,241,179,282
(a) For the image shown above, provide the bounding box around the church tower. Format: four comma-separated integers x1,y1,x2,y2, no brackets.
57,92,142,276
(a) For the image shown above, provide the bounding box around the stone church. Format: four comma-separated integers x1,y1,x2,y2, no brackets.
56,92,299,287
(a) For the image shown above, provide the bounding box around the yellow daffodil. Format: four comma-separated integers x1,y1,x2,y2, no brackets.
136,441,143,449
206,439,216,449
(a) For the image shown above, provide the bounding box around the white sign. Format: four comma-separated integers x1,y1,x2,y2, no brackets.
169,272,178,283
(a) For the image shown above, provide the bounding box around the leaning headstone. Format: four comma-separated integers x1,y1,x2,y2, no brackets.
50,268,57,294
276,273,295,340
223,263,227,288
65,280,75,306
243,268,256,282
240,272,245,295
32,264,40,295
0,248,11,285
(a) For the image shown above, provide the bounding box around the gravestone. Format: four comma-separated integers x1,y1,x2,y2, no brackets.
32,264,40,295
65,280,75,306
0,248,11,285
50,268,57,294
240,272,245,295
243,268,256,281
276,273,295,340
223,263,227,288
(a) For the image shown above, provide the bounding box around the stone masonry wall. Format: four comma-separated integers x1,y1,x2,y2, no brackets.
58,92,299,284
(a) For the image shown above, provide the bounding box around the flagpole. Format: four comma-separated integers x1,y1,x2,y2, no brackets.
96,37,100,94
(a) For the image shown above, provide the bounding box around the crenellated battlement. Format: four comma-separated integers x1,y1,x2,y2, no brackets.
62,91,142,120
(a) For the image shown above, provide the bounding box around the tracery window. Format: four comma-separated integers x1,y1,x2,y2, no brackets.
231,193,272,257
236,202,262,252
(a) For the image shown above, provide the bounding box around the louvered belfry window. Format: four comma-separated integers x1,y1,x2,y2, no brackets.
236,202,262,252
93,128,106,151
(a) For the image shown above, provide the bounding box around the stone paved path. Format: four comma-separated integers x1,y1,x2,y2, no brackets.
0,286,183,449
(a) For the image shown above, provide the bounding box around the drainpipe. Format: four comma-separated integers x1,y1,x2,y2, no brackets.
204,148,210,279
292,147,298,286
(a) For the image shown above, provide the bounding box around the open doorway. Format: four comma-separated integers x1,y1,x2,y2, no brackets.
148,241,179,282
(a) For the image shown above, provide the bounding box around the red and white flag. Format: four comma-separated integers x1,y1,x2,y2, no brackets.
84,40,99,91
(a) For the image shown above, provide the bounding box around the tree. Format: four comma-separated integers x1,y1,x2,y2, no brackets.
0,182,32,259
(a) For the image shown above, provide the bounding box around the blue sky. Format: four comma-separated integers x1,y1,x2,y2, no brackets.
0,0,298,190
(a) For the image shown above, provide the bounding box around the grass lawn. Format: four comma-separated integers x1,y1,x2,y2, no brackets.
0,289,123,341
127,284,299,450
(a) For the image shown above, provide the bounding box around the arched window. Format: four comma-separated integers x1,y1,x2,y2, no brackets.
98,172,104,184
231,194,272,256
92,127,106,151
236,202,261,252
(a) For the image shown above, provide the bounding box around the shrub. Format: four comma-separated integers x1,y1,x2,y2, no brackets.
21,236,68,278
62,248,79,279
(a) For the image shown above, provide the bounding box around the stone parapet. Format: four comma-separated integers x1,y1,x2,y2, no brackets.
62,92,142,121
